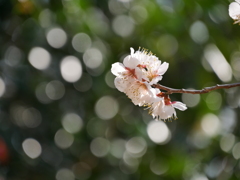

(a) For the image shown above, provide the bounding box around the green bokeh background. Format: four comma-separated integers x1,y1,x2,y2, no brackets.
0,0,240,179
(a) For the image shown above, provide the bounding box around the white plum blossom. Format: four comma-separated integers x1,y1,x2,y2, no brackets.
125,81,155,106
130,48,169,84
111,50,143,93
229,0,240,24
149,93,187,121
111,47,187,121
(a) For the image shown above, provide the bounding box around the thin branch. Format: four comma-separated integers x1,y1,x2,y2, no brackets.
152,82,240,94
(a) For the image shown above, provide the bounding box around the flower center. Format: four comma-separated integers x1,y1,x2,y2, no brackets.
157,92,172,105
125,67,137,79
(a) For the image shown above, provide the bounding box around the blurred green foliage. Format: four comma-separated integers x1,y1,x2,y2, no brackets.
0,0,240,179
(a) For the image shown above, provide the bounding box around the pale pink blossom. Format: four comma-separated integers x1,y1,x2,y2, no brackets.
125,81,155,106
130,48,169,84
111,53,142,93
149,93,187,121
229,1,240,24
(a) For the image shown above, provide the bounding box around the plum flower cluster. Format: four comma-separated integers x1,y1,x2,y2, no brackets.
111,48,187,121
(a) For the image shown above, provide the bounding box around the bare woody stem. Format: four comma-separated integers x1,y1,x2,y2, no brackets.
152,82,240,94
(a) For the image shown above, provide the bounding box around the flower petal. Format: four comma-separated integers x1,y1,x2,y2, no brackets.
130,47,134,55
229,2,240,19
123,55,140,69
114,77,134,92
157,62,169,75
161,105,176,119
149,76,162,85
172,101,187,111
126,81,154,106
111,62,126,77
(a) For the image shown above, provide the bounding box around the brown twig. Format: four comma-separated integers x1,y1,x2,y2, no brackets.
152,82,240,94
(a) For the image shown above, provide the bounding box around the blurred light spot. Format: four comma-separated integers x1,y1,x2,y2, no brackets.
62,113,83,134
232,142,240,159
35,82,52,104
119,104,133,116
56,168,75,180
231,52,240,71
60,56,82,83
39,9,54,28
10,104,26,127
22,108,42,128
62,0,80,14
72,33,92,53
108,0,129,15
190,174,209,180
205,158,223,178
73,73,93,92
112,15,134,37
208,4,228,24
0,78,6,98
54,129,74,149
90,137,110,157
125,137,147,157
189,21,209,44
201,57,213,72
226,87,239,108
46,28,67,48
28,47,51,70
219,107,236,133
123,151,139,167
95,96,119,120
150,159,168,175
0,175,6,180
118,0,131,3
105,70,116,88
156,0,175,13
110,139,126,159
187,131,210,149
147,121,171,144
72,162,91,180
182,92,200,108
157,34,178,58
86,118,107,138
204,44,232,82
41,146,63,167
119,159,138,174
85,8,109,36
201,113,220,137
22,138,42,159
3,79,16,98
205,92,222,110
231,51,240,80
4,46,22,66
83,48,103,69
85,62,105,77
45,80,65,100
129,5,148,24
92,39,108,56
220,134,235,152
